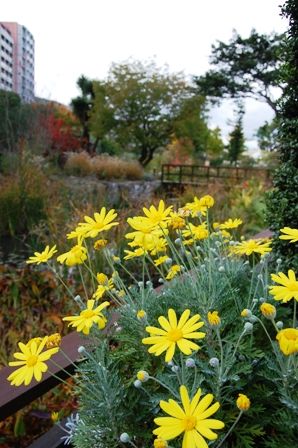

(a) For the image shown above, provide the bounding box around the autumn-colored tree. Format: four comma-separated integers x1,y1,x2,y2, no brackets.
89,61,219,166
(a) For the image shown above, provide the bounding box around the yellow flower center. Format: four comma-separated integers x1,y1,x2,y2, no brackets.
26,355,38,367
184,416,197,431
287,281,298,291
167,328,183,342
81,309,95,318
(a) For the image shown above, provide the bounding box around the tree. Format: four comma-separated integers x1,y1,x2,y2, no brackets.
194,29,285,115
71,76,95,152
256,118,279,152
0,90,24,152
266,0,298,271
89,61,209,166
227,107,246,165
172,94,210,156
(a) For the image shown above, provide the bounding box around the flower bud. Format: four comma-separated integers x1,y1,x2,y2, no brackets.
136,370,149,382
119,433,130,443
276,321,284,329
209,357,219,368
171,365,179,373
208,311,221,327
236,393,251,411
154,438,168,448
133,380,142,388
137,309,146,320
174,238,181,245
78,346,86,354
158,278,164,284
165,258,172,265
185,358,196,368
276,258,282,265
260,302,276,319
241,309,252,318
244,322,253,333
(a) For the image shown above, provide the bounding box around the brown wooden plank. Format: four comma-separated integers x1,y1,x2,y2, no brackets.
28,417,73,448
251,229,273,239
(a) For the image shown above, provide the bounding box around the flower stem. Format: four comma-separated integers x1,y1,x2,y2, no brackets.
215,411,243,448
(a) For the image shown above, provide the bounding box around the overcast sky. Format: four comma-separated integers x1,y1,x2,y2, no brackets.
2,0,288,153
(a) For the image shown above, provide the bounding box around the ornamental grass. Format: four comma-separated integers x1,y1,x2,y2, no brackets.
64,151,144,180
6,198,298,448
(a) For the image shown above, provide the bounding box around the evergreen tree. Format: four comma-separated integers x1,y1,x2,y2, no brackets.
227,108,245,165
266,0,298,270
71,76,95,152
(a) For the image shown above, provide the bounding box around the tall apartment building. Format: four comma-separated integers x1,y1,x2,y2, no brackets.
0,22,35,102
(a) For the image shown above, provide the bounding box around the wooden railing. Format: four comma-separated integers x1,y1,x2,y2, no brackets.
161,164,271,186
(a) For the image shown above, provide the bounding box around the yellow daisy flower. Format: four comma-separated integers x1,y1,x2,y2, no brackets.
94,239,108,250
126,217,166,251
279,227,298,243
269,269,298,303
51,411,60,423
142,200,173,227
92,273,113,300
183,196,208,217
154,255,169,266
26,245,57,265
182,223,208,241
150,238,168,256
62,300,110,335
142,309,205,362
231,239,271,256
66,227,86,243
57,244,87,266
276,328,298,355
124,248,146,260
166,264,181,280
7,337,59,386
219,218,243,230
46,333,62,348
200,195,215,208
153,385,224,446
77,208,118,238
169,212,185,230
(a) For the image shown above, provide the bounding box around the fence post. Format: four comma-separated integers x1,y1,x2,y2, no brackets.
178,165,182,186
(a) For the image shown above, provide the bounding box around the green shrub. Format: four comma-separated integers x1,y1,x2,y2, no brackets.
266,0,298,271
0,153,47,236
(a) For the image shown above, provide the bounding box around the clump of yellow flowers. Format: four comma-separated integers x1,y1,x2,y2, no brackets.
6,197,298,447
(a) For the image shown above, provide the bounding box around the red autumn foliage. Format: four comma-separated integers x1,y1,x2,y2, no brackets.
44,114,81,152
